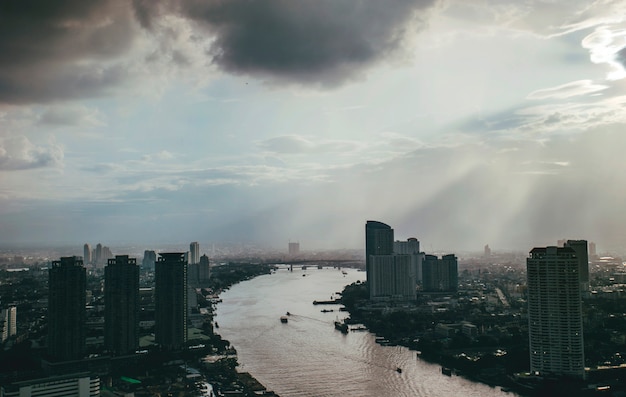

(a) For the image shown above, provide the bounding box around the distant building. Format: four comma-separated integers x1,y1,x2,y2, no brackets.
142,250,156,269
95,244,102,265
564,240,589,292
83,243,92,265
104,255,139,356
189,242,200,265
484,244,491,257
365,221,394,283
288,242,300,255
1,305,16,342
369,254,416,300
1,372,100,397
48,256,86,361
155,253,187,350
589,242,597,257
527,246,585,379
422,254,458,292
394,238,423,282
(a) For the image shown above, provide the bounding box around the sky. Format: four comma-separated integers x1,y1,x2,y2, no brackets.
2,0,626,252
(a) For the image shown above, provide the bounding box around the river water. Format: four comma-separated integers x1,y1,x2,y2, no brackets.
215,266,519,397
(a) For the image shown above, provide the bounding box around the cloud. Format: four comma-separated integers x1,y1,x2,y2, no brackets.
527,80,608,100
38,105,106,127
0,0,138,104
258,135,362,154
0,136,63,171
177,0,438,86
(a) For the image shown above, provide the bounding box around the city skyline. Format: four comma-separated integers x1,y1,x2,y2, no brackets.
3,2,626,251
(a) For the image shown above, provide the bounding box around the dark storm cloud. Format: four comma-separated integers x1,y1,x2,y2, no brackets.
0,0,436,104
0,0,135,104
178,0,436,84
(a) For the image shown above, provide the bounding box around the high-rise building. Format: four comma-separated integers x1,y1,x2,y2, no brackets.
422,254,458,292
142,250,157,269
288,242,300,255
198,254,210,284
565,240,589,292
369,254,416,300
394,238,423,282
155,253,187,350
47,256,86,361
484,244,491,257
104,255,139,356
95,244,103,265
83,243,92,265
189,242,200,265
365,221,394,283
527,246,585,379
1,305,17,342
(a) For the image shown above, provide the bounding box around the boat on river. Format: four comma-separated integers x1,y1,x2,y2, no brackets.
334,321,349,334
280,316,288,323
442,367,452,376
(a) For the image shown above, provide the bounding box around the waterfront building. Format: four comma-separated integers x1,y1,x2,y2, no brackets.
393,238,423,282
527,246,585,379
1,305,16,342
1,372,100,397
422,254,458,292
155,252,187,350
564,240,589,292
365,221,394,283
104,255,139,356
189,242,200,265
288,241,300,255
83,243,92,265
199,254,210,283
369,254,416,300
47,256,86,361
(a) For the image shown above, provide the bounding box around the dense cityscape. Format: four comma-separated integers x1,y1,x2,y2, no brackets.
1,221,626,396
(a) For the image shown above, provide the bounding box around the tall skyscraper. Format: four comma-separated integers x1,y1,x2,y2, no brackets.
369,254,416,300
105,255,139,356
47,256,86,361
1,305,16,342
527,246,585,379
394,238,423,282
142,250,157,269
198,254,210,284
422,254,458,292
83,243,92,265
95,244,103,265
589,242,597,257
189,242,200,265
365,221,394,283
565,240,589,292
155,252,187,350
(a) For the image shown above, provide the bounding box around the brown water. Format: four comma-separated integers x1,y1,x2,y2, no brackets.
215,266,519,397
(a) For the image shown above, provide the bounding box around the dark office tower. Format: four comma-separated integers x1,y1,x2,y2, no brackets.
155,253,187,350
142,250,157,269
198,254,210,284
104,255,139,356
189,242,200,265
83,243,92,265
47,256,86,361
365,221,394,283
527,246,584,379
565,240,589,292
422,254,458,292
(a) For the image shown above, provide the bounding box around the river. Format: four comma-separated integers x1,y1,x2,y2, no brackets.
215,266,520,397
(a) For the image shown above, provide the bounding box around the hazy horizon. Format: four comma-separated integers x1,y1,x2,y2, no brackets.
3,2,626,252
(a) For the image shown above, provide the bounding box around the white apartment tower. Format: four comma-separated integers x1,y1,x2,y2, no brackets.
527,246,585,379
